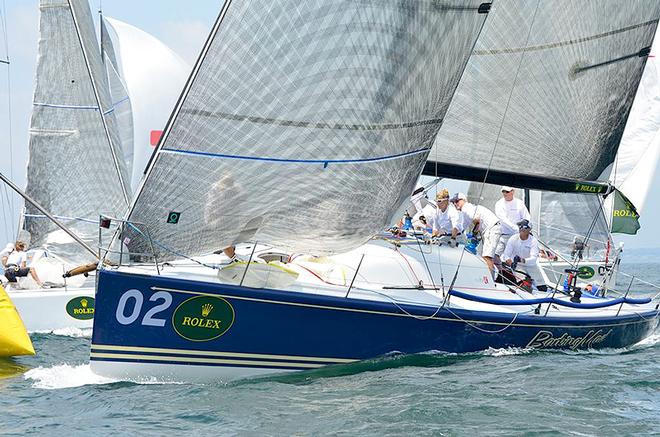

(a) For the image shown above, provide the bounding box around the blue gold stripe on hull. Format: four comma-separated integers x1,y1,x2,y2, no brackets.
90,344,357,368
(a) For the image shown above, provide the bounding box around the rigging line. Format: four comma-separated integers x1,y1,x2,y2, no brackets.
414,234,437,291
1,184,10,240
125,222,218,271
540,223,611,247
1,0,15,238
450,1,541,289
571,194,607,271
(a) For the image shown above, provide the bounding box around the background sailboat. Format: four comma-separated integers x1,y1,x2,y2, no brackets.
101,16,191,191
6,0,131,331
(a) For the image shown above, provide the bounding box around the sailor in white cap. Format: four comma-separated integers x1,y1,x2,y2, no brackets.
451,192,501,276
501,219,547,291
494,186,530,257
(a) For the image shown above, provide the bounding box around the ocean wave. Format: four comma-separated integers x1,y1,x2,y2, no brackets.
480,347,533,357
25,364,116,389
31,327,92,338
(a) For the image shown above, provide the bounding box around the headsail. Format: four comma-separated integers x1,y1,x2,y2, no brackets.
610,27,660,214
427,0,660,193
24,0,130,260
101,17,134,179
125,0,491,259
102,17,191,191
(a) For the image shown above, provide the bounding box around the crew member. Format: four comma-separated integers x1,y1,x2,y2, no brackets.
501,220,547,291
494,186,530,256
451,192,501,275
428,189,462,245
1,241,44,288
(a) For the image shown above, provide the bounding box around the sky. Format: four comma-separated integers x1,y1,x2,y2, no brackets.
0,1,659,251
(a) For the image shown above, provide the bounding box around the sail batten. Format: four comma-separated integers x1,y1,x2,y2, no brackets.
124,0,490,259
428,0,660,193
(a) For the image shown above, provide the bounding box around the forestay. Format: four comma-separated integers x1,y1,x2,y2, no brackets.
126,0,490,259
427,0,660,193
24,0,129,259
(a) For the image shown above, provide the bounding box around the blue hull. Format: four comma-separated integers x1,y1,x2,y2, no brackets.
91,270,660,375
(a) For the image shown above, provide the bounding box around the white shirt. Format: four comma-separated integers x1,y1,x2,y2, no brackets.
495,197,531,235
502,233,539,265
429,204,461,234
413,204,437,229
0,244,14,260
460,202,499,233
6,251,27,266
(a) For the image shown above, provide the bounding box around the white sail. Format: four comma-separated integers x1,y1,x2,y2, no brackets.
609,28,660,214
102,17,191,191
23,0,130,260
122,0,491,259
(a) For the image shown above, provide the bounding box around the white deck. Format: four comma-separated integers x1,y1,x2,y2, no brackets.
111,238,658,320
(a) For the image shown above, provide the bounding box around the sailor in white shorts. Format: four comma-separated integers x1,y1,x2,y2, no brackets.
494,186,530,256
451,192,501,277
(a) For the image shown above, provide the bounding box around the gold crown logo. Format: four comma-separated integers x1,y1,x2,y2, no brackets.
201,303,213,317
81,299,88,308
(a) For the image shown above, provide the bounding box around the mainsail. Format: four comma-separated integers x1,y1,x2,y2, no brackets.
102,17,191,191
427,0,660,193
124,0,491,259
24,0,130,259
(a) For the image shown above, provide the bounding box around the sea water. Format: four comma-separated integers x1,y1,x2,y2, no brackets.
1,261,658,436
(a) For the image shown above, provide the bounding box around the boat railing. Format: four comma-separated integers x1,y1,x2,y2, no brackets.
97,215,162,275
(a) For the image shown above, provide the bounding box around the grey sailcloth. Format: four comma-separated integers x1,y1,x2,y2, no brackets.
125,0,490,259
24,0,130,259
427,0,660,192
101,17,134,177
534,192,610,261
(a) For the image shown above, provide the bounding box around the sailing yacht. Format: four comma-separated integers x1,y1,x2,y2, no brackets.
5,0,129,332
88,0,660,383
5,0,188,332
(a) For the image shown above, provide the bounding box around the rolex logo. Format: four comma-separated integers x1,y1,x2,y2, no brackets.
201,303,213,317
81,299,88,308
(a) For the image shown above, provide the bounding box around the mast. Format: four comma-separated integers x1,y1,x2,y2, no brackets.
0,173,98,259
524,188,530,212
98,0,103,65
67,0,130,206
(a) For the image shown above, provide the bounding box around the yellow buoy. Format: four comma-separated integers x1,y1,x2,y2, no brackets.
0,284,35,356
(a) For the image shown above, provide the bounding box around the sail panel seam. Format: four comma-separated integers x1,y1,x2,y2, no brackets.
474,19,658,55
181,109,443,131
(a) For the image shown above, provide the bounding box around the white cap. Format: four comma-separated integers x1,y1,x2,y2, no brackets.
501,186,514,192
450,192,467,203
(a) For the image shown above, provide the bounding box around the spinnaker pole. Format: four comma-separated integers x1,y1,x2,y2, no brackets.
0,172,99,259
